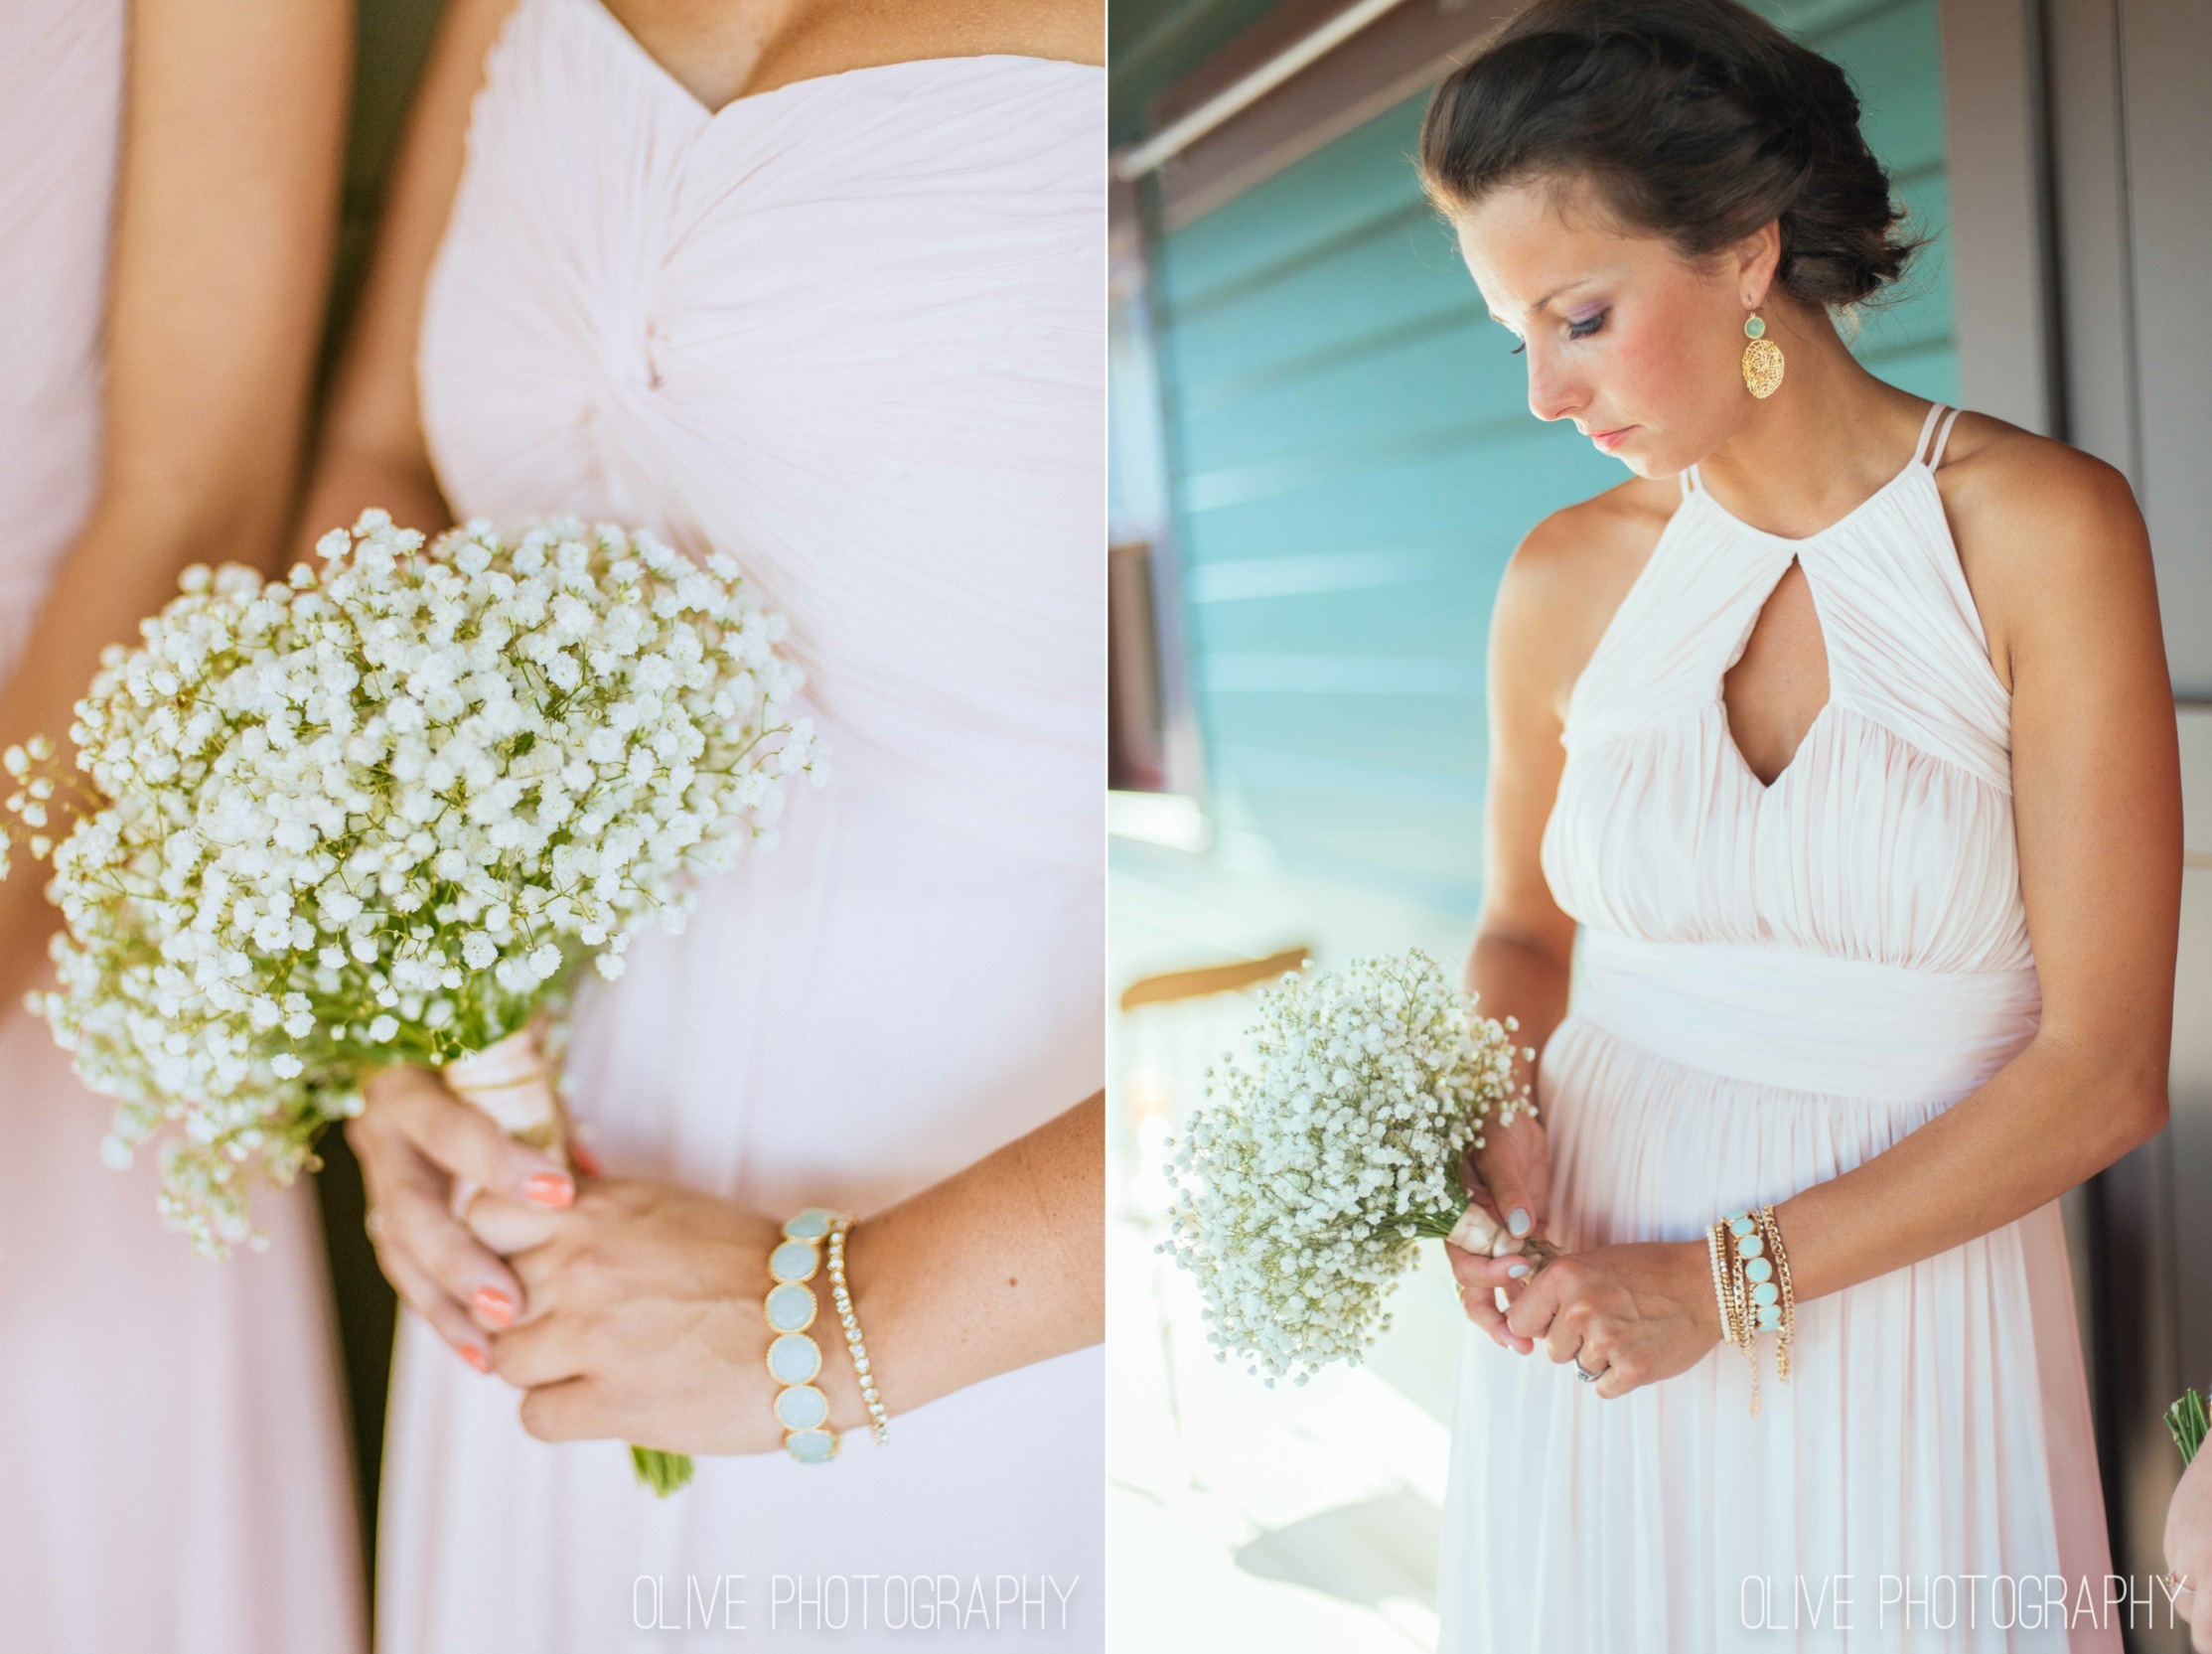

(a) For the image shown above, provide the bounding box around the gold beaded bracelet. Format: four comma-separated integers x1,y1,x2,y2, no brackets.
1706,1222,1741,1350
1708,1204,1797,1416
825,1216,890,1446
1755,1204,1797,1383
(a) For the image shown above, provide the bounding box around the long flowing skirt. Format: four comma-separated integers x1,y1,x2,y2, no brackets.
0,1009,366,1654
1438,1005,2117,1653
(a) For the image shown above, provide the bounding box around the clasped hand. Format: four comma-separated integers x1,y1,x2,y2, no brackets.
353,1065,802,1453
1443,1107,1721,1400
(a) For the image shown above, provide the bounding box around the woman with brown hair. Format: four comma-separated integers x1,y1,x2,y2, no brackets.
1425,1,2179,1646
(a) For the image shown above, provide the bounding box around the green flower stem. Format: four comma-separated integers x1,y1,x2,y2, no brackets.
632,1445,695,1496
2169,1386,2208,1465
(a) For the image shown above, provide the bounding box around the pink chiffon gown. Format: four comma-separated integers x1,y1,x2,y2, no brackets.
370,2,1105,1647
1439,403,2117,1652
0,3,366,1651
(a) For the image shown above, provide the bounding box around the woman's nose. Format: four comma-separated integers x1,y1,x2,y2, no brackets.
1525,354,1585,426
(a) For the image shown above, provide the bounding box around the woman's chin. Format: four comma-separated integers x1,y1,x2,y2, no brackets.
1612,437,1684,483
1579,426,1654,473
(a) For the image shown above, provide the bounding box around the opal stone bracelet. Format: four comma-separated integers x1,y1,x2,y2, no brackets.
764,1207,846,1463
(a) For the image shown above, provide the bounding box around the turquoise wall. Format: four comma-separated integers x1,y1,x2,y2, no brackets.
1150,0,1957,915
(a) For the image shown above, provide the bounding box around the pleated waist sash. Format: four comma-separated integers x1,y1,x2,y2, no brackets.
1570,929,2042,1106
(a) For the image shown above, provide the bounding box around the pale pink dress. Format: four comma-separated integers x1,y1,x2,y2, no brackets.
1440,403,2117,1652
373,2,1105,1647
0,3,366,1651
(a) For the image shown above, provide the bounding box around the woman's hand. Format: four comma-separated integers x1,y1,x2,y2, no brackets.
1448,1244,1545,1353
351,1064,578,1370
483,1178,802,1454
1500,1240,1720,1400
1467,1104,1551,1247
1447,1107,1554,1352
2167,1439,2212,1651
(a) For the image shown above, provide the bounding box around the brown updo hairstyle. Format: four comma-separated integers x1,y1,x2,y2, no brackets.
1418,0,1926,311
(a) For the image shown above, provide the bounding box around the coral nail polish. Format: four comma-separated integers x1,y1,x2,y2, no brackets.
460,1345,491,1374
524,1171,574,1209
569,1142,604,1177
472,1287,515,1328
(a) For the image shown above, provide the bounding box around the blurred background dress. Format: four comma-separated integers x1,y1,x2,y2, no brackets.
0,3,367,1651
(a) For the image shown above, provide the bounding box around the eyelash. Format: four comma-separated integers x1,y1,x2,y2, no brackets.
1509,310,1609,356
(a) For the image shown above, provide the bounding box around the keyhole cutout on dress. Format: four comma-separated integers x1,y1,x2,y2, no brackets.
1721,557,1832,788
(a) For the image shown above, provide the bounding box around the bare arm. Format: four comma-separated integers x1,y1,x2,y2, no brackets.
0,0,351,1008
806,1092,1105,1430
294,0,521,549
1449,500,1650,1348
1764,436,2180,1303
1463,517,1585,1082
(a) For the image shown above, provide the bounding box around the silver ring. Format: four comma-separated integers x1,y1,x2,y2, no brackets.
1573,1357,1603,1383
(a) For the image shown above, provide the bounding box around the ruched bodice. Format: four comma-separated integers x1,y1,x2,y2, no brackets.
1442,402,2114,1653
382,5,1105,1647
1543,402,2031,975
420,0,1103,863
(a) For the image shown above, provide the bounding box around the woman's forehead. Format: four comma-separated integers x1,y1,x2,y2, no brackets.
1453,187,1695,315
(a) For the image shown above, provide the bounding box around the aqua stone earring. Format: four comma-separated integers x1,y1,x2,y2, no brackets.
1741,310,1784,398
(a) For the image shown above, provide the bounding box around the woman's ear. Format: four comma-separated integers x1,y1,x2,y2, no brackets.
1733,218,1784,309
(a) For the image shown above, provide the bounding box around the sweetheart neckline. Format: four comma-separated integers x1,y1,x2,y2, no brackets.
573,0,1098,124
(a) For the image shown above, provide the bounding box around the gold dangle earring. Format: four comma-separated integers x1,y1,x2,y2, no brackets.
1740,308,1784,399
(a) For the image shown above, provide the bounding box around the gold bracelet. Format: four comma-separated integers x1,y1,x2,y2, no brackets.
1754,1204,1796,1384
1706,1222,1739,1346
825,1217,889,1445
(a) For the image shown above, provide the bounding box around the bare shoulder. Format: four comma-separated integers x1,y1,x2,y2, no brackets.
1935,409,2141,556
1932,411,2154,689
1493,473,1680,722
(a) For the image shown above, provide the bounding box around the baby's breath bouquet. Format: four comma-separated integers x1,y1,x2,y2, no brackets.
1,510,823,1493
1156,949,1549,1385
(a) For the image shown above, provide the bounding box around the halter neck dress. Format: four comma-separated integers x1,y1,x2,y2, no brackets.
1438,402,2118,1652
371,2,1105,1646
0,2,364,1649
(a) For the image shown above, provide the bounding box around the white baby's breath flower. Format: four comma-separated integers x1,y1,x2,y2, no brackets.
1156,950,1535,1387
9,515,817,1257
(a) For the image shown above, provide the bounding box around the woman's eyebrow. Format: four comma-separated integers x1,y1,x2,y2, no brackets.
1489,280,1594,324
